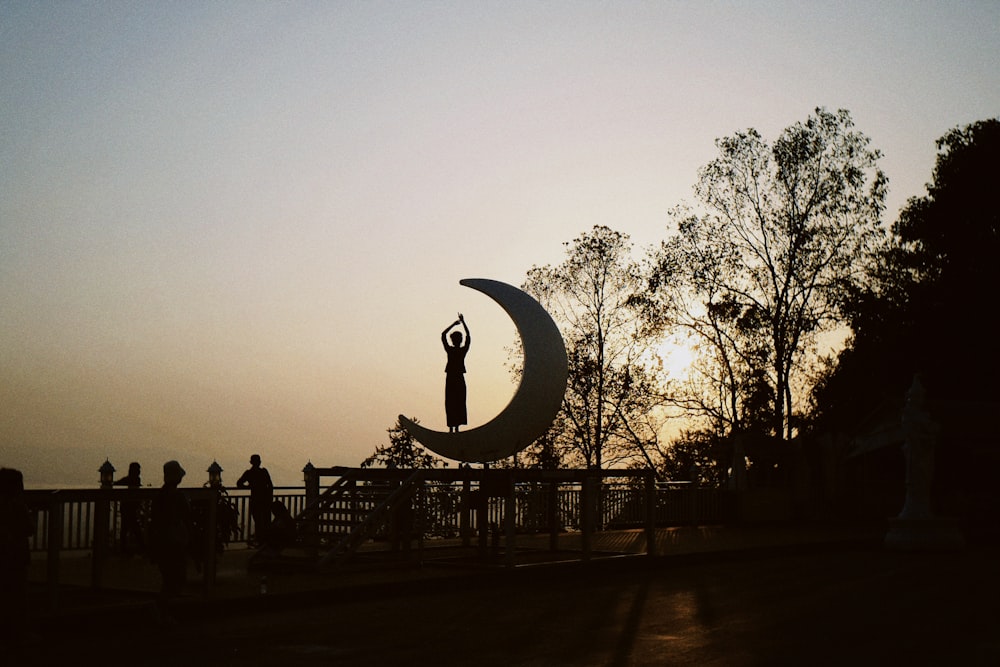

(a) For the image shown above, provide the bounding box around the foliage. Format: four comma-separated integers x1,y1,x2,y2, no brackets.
649,108,887,442
522,225,666,469
499,426,568,469
649,428,728,487
189,488,240,562
361,417,449,469
811,117,1000,431
888,118,1000,399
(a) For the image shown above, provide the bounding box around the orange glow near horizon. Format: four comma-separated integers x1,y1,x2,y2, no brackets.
3,3,999,487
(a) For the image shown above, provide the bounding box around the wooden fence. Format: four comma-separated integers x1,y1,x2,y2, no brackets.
24,480,727,553
24,487,307,552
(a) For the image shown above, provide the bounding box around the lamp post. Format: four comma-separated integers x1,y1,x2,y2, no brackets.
302,461,318,556
302,461,317,502
99,459,115,489
207,461,224,488
94,459,115,587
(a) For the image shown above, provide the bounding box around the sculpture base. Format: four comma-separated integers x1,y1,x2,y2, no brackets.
884,516,965,551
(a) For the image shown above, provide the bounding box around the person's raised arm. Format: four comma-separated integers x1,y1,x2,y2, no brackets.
442,318,462,348
459,313,470,348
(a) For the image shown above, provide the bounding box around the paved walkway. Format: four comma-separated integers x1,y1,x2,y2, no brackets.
16,521,999,666
27,521,884,622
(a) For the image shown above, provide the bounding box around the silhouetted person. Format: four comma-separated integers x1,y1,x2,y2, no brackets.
0,468,33,649
149,460,191,615
115,461,142,488
262,500,297,554
237,454,273,545
114,461,144,554
442,313,471,433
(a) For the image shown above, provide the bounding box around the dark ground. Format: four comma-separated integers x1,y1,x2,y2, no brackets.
12,542,999,667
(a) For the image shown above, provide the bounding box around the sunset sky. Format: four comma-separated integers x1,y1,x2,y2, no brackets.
3,2,999,487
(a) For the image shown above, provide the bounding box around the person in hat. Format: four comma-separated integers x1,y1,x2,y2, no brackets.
149,460,191,610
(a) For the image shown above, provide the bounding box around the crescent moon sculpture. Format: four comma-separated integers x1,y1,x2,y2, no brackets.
399,278,568,463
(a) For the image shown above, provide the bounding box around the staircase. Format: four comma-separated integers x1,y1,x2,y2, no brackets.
289,469,425,570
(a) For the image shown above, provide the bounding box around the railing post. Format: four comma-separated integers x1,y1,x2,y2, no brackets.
46,494,63,610
416,477,425,564
477,472,489,555
581,476,593,561
460,475,472,547
691,478,700,526
302,462,318,556
504,474,516,568
91,490,111,589
644,471,657,556
203,487,218,596
548,480,560,551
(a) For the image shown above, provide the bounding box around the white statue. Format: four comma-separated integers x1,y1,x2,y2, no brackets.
898,374,938,519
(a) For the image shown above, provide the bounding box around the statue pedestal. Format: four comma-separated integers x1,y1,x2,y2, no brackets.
882,376,965,551
884,516,965,551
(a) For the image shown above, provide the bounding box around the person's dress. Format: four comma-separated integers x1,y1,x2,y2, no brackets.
445,345,468,427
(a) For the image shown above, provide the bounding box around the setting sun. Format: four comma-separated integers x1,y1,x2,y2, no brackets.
654,333,698,381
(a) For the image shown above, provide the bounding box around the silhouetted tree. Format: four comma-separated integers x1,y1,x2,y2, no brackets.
361,417,448,469
651,428,727,487
502,423,568,469
649,108,887,443
812,117,1000,430
808,118,1000,534
523,226,666,470
889,118,1000,400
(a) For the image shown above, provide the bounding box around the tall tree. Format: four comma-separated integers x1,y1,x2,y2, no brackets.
523,226,664,469
650,108,887,442
813,117,1000,429
889,118,1000,400
808,119,1000,535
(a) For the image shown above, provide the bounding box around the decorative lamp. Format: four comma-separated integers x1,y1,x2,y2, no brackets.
99,459,115,489
207,460,223,488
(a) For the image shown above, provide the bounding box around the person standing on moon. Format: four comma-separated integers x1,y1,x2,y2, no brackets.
442,313,471,433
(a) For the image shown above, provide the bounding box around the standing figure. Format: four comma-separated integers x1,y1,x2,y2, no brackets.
237,454,273,545
149,460,191,612
114,461,144,554
0,468,33,648
442,313,471,433
262,500,297,554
